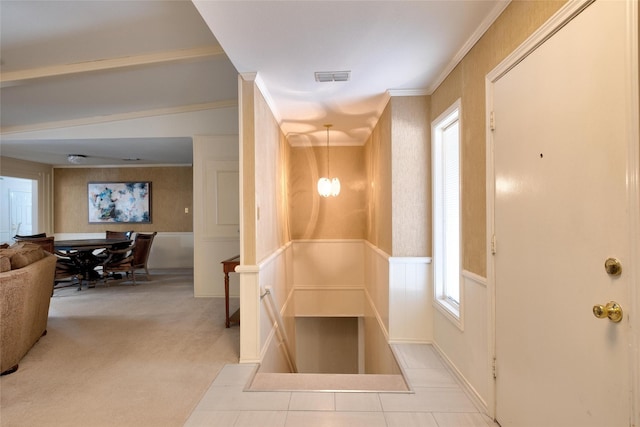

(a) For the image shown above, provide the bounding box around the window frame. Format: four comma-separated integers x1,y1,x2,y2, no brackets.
432,99,464,330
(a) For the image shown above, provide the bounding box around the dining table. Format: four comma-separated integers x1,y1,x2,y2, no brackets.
54,238,131,287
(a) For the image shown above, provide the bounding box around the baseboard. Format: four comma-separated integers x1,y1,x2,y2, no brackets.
432,341,489,415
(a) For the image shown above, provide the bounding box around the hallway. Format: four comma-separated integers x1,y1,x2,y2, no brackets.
185,344,498,427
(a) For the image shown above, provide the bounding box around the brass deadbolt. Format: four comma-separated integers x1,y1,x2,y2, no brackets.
604,258,622,276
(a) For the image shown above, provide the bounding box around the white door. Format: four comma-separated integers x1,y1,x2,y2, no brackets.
491,1,636,426
9,190,33,237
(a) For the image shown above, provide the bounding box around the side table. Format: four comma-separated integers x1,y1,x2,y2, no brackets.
221,255,240,328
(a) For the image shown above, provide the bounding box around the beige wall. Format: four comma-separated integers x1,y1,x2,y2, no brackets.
295,317,359,374
431,0,567,409
289,145,367,240
365,103,392,254
254,86,291,260
431,0,566,276
391,96,430,257
53,166,193,233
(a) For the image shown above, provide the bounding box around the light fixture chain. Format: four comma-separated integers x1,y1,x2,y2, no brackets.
326,125,330,177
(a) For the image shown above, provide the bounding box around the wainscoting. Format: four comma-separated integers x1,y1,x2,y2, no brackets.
249,240,433,374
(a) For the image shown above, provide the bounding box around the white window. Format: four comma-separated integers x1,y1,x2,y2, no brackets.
432,100,462,327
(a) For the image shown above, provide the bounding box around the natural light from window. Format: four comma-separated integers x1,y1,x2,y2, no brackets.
432,100,462,328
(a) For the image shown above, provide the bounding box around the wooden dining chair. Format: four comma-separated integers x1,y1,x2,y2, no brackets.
106,230,133,240
101,242,137,285
131,232,157,279
54,250,84,291
13,235,84,291
13,235,54,254
14,233,47,240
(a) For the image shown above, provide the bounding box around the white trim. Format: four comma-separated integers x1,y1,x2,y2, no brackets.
462,269,487,288
484,40,499,424
363,287,390,341
258,241,292,268
294,286,364,291
624,0,640,423
486,0,594,83
199,236,241,243
388,256,432,264
236,264,259,274
427,0,511,94
386,89,430,97
292,238,363,244
432,341,489,415
363,239,390,260
253,73,282,127
53,163,194,169
432,98,463,331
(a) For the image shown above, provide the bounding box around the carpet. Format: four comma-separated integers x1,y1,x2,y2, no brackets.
0,269,240,427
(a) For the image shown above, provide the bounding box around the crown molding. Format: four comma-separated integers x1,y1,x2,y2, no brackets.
387,89,430,97
427,0,511,94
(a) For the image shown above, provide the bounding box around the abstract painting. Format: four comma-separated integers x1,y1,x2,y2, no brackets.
88,182,151,223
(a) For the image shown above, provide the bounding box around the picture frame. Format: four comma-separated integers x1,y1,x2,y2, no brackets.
88,182,151,223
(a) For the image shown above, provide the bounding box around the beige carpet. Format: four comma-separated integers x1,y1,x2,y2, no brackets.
0,269,240,427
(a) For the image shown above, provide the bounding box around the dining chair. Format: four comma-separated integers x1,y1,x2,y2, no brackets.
13,235,54,254
54,251,84,291
131,232,157,279
97,230,133,264
101,242,137,285
106,230,133,240
14,233,47,240
12,235,83,291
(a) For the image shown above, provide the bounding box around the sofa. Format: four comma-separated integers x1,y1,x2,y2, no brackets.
0,242,57,375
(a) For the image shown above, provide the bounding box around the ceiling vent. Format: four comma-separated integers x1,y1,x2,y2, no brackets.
314,70,350,82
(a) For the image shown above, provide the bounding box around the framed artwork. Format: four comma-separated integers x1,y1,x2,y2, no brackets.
88,182,151,223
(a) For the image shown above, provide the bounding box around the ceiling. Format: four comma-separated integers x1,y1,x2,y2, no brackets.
0,0,508,167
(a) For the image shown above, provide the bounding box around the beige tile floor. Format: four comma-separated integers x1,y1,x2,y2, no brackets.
184,344,499,427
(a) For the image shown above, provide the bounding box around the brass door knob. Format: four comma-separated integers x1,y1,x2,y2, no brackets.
593,301,623,323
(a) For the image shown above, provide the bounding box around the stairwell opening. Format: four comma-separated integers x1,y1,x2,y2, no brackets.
246,316,411,393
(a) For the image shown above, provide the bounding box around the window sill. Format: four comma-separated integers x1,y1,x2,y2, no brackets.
433,297,464,331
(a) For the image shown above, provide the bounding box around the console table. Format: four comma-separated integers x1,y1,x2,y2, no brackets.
221,255,240,328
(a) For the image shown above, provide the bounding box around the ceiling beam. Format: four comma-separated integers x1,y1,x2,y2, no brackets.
0,45,226,87
0,100,238,135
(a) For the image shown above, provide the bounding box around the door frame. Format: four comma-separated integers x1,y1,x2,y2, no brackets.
485,0,639,423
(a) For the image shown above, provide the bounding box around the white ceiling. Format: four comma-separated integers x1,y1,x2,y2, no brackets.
0,0,508,167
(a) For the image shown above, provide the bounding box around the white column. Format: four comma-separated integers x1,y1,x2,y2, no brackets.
237,265,261,363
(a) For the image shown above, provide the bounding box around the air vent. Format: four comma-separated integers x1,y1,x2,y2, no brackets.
314,70,350,82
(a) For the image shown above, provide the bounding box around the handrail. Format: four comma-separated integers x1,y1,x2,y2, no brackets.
262,286,297,373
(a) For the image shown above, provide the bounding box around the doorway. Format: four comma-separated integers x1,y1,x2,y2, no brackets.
0,176,38,243
487,1,638,425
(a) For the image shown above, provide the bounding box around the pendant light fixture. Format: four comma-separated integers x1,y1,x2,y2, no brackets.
317,124,340,197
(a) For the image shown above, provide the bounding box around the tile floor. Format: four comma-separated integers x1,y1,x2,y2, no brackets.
184,344,499,427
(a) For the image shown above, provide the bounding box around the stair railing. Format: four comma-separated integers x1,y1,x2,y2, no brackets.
261,286,297,373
